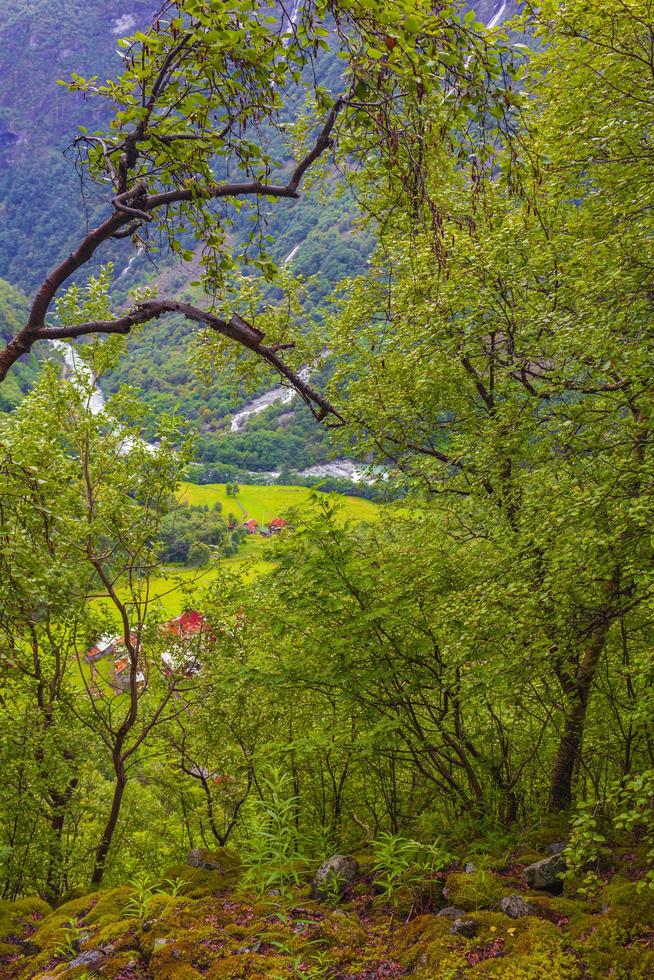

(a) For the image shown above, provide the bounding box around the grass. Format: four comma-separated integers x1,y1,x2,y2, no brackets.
178,481,379,524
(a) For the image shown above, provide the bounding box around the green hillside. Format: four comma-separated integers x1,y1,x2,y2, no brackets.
0,277,39,411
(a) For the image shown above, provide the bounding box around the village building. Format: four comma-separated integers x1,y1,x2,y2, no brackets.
243,518,258,534
84,634,121,662
84,610,209,687
161,609,207,678
165,609,205,640
268,517,288,533
112,655,145,691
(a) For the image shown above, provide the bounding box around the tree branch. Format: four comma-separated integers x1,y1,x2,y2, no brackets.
34,299,345,425
0,102,348,426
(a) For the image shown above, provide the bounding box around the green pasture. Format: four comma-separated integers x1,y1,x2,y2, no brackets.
178,481,379,525
94,484,378,621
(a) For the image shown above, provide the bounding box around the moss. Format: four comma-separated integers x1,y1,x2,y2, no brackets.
443,870,505,911
413,942,470,979
82,885,134,926
205,952,294,978
98,950,148,978
0,939,22,958
472,950,580,978
149,926,221,975
88,916,137,952
312,909,366,949
578,946,654,979
0,896,51,942
603,876,654,930
514,850,545,866
29,901,91,952
529,895,581,921
163,865,234,899
568,912,627,945
503,918,566,956
521,814,570,849
152,965,204,980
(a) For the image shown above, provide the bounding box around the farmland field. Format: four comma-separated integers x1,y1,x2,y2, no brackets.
103,484,379,618
178,481,379,524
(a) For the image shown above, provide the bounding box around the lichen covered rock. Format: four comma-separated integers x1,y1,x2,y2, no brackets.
523,854,566,894
310,854,359,899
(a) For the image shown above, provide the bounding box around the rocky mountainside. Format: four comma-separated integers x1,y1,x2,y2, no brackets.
0,0,521,289
0,1,157,290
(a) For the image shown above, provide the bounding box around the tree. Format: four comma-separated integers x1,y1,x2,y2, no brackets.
188,541,212,567
0,1,512,430
321,0,654,815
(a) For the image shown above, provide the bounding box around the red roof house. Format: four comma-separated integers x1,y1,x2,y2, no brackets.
165,609,205,640
268,517,288,532
243,518,259,533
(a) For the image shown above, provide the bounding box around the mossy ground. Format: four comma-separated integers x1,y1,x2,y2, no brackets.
3,849,654,978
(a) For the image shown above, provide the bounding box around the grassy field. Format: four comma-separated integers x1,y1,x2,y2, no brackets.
82,484,379,690
100,485,378,619
178,481,379,524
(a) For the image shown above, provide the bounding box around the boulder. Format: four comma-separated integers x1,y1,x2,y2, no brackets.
69,950,104,970
187,847,233,872
523,854,566,894
499,894,534,919
311,855,359,899
437,906,466,919
450,917,477,938
546,841,567,856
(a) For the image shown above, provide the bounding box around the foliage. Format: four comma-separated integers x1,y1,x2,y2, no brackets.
123,875,186,921
159,502,233,564
239,770,314,898
5,15,654,978
371,833,453,909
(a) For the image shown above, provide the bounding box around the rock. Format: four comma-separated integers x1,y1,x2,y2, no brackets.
311,854,359,899
500,894,534,919
69,950,104,970
450,917,478,938
237,939,265,954
464,862,476,874
437,906,466,919
187,847,232,871
153,938,172,951
523,854,566,894
546,841,567,856
19,940,40,957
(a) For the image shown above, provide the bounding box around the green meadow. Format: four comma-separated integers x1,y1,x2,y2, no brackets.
177,480,379,524
104,483,379,619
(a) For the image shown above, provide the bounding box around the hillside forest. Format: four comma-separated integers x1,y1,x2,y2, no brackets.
2,1,654,978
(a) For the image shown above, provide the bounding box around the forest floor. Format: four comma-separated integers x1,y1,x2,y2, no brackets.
2,836,654,979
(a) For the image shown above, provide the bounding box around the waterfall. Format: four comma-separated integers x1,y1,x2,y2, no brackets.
487,2,508,29
51,340,106,415
230,366,311,432
117,246,144,281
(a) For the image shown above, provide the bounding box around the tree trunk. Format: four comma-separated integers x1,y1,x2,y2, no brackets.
45,778,78,903
548,619,612,812
92,766,126,885
548,691,589,811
